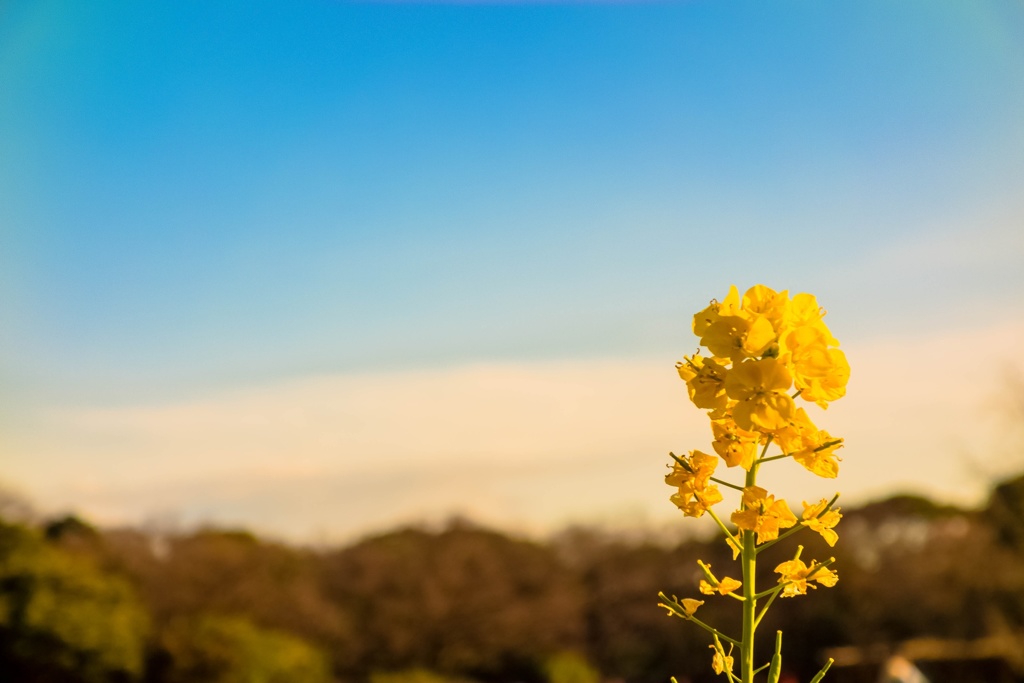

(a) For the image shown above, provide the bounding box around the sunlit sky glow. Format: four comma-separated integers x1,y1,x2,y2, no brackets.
2,0,1024,541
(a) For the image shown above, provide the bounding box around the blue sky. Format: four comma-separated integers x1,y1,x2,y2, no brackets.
2,1,1024,540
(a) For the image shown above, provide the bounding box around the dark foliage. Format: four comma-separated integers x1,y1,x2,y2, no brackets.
3,473,1024,683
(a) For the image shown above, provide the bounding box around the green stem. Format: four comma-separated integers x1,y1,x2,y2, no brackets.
756,452,793,464
710,476,746,491
705,506,742,550
755,524,805,554
713,635,741,683
753,583,786,601
740,464,760,682
809,658,834,683
755,440,840,466
657,593,741,646
754,587,781,630
689,615,742,647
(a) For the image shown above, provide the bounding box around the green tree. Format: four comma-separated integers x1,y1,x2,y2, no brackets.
151,613,331,683
0,520,149,682
543,652,599,683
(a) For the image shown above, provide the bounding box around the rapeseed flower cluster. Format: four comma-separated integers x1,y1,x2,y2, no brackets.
658,285,849,683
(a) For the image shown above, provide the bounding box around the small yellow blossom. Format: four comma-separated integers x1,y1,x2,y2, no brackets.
783,326,849,408
676,355,730,413
802,499,842,547
793,433,843,479
699,576,743,596
680,598,704,616
701,313,777,361
710,417,760,470
665,450,717,487
666,451,722,518
710,644,735,675
787,292,838,346
692,286,742,337
724,358,796,432
731,485,797,544
671,487,724,518
775,408,843,478
741,284,790,336
694,286,783,361
774,558,838,597
780,314,848,409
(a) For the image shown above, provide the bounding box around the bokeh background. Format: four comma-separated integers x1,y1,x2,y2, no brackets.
2,1,1024,682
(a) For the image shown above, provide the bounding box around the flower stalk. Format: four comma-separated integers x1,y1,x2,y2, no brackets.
662,285,850,682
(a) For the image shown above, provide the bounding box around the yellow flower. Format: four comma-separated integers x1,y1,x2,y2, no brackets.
802,499,842,547
773,406,817,452
793,434,842,478
671,487,724,518
666,451,723,518
731,485,797,544
676,355,730,413
802,348,849,407
774,558,838,597
710,644,735,675
710,417,761,470
694,285,783,361
692,285,742,337
724,358,795,432
741,284,790,335
680,598,704,616
775,408,843,478
783,326,849,408
787,292,838,346
665,450,717,488
778,307,851,409
701,314,777,362
699,576,743,596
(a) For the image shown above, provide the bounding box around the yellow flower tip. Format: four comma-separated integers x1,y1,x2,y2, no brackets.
698,580,715,595
710,644,735,675
774,557,839,596
717,576,742,595
801,499,842,546
732,485,797,544
680,598,704,616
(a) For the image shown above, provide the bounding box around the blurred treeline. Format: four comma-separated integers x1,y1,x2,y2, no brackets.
3,472,1024,683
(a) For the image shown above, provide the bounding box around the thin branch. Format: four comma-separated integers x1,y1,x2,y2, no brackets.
705,506,742,550
756,452,793,464
749,435,774,476
689,615,741,646
754,587,782,629
755,523,807,554
753,583,786,601
710,476,745,492
657,594,741,646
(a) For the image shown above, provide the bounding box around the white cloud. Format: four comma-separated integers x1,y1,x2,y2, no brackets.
6,318,1024,541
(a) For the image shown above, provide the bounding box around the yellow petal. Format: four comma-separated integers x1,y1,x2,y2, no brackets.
681,598,704,616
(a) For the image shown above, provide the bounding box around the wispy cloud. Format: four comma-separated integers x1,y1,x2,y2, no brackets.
6,319,1023,541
